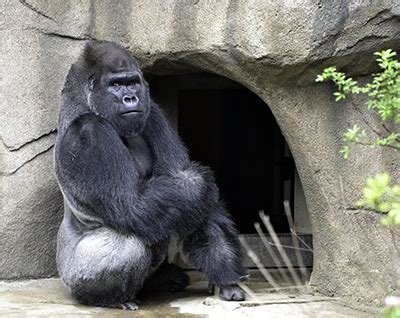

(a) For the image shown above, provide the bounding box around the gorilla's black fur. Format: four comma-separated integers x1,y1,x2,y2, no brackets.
55,41,246,310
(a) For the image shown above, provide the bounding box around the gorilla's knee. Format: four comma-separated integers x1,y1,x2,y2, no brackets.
62,228,152,306
74,228,150,277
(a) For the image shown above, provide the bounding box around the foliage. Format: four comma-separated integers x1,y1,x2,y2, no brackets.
316,49,400,227
316,50,400,155
357,173,400,226
382,296,400,318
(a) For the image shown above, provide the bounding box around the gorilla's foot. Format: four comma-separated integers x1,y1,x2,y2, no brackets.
154,263,190,292
167,265,190,292
110,302,139,310
220,284,245,301
142,263,190,293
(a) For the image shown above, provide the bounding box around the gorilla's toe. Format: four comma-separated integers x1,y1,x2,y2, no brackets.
119,302,139,310
220,284,246,301
106,301,139,310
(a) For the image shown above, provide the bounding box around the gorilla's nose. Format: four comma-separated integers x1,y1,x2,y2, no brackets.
122,95,139,108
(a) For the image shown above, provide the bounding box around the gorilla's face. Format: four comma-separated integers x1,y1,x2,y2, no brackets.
87,48,151,137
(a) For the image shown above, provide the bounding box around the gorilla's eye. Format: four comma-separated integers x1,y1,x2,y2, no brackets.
128,81,140,87
113,82,120,88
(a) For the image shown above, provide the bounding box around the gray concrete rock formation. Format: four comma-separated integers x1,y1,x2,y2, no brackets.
1,0,399,306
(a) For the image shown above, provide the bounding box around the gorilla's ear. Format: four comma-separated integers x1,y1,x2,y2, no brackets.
88,75,95,91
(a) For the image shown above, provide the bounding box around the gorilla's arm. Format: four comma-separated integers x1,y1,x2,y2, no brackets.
143,103,190,173
55,113,207,244
143,102,221,202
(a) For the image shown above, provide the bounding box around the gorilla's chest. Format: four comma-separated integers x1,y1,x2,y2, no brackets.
124,136,154,179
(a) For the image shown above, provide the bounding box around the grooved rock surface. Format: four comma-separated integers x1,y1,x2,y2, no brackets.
1,0,399,307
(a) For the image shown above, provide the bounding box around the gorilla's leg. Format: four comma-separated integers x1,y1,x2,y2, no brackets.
60,227,152,309
182,202,246,301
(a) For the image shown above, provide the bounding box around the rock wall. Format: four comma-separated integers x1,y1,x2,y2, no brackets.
1,0,399,305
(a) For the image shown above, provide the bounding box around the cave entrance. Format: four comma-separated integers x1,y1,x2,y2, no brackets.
149,73,312,269
179,85,294,234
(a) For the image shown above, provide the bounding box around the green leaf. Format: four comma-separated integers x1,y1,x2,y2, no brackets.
340,146,351,159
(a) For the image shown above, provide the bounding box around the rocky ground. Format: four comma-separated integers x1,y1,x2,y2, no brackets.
0,276,376,317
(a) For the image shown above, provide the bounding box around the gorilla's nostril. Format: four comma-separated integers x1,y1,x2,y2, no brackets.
123,96,137,105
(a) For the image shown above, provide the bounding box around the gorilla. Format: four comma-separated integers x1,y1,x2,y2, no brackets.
54,41,246,310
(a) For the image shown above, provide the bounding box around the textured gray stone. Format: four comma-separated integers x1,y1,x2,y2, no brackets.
0,0,399,307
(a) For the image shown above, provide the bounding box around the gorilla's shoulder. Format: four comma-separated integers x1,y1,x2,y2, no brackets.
59,112,118,154
68,112,115,137
69,112,108,131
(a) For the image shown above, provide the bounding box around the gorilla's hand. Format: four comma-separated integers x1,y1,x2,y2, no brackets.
171,168,206,202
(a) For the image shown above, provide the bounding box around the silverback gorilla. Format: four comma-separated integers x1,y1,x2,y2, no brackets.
54,41,246,310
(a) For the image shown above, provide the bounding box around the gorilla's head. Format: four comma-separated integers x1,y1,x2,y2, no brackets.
81,41,151,137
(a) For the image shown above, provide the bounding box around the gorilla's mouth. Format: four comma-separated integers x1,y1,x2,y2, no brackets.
120,110,143,116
